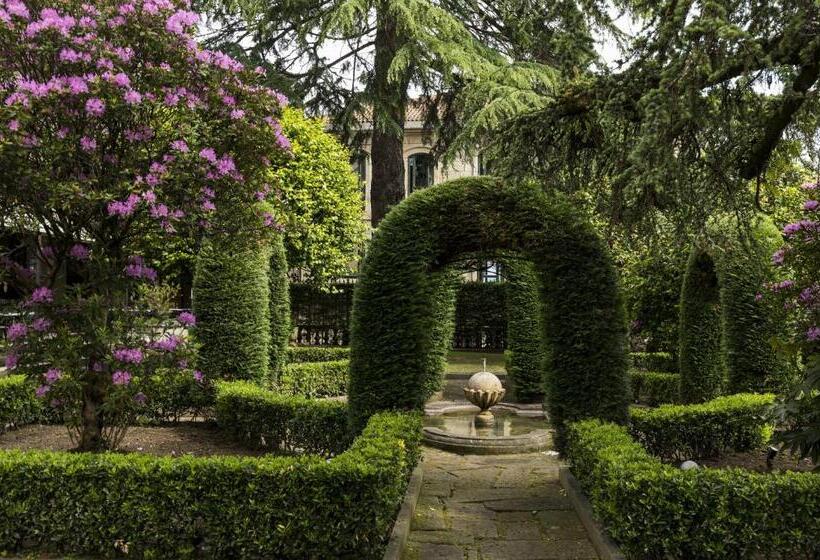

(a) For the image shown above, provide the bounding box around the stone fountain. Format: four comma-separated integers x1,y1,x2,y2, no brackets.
463,359,505,427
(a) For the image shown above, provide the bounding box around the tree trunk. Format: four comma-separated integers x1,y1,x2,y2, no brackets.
369,8,410,227
77,375,106,451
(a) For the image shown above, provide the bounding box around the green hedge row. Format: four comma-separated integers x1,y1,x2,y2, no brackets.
0,375,42,431
215,381,351,456
629,393,774,461
567,419,820,560
287,345,350,363
629,370,680,405
268,234,291,382
134,371,215,423
0,408,421,559
278,360,348,399
630,351,676,373
504,258,547,402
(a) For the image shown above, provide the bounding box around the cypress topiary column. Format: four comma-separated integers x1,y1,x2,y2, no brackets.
268,234,290,382
193,239,271,382
504,258,548,402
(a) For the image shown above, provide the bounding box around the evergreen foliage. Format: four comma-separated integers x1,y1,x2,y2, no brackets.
193,240,271,382
348,177,628,443
504,258,547,402
679,216,785,402
268,235,290,381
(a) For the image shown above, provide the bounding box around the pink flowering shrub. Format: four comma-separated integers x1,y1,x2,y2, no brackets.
0,0,290,450
765,180,819,462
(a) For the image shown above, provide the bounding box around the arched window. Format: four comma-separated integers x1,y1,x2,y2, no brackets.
408,153,434,193
477,152,493,175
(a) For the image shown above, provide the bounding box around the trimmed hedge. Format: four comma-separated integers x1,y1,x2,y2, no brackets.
504,258,548,402
0,375,42,431
629,370,680,405
679,216,785,402
134,371,215,423
268,234,291,381
566,420,820,560
0,408,421,559
287,345,350,363
629,393,774,461
453,281,506,349
279,360,348,399
630,351,676,373
193,240,271,382
216,380,350,456
349,177,629,442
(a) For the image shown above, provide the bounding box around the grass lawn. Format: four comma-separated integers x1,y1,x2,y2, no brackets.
445,350,506,374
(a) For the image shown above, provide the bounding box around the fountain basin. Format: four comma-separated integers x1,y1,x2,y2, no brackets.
422,404,553,454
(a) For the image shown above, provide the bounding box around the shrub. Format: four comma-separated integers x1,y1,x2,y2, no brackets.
679,216,785,402
0,410,421,559
504,258,548,402
287,346,350,363
629,393,774,460
215,381,350,456
274,108,366,284
0,375,42,431
349,177,629,443
268,234,290,381
630,351,676,372
566,420,820,560
134,370,215,423
193,241,271,382
279,360,348,399
629,370,680,405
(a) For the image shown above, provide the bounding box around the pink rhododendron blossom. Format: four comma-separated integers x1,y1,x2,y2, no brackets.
165,10,198,35
44,368,62,384
32,317,52,332
193,370,204,383
152,335,181,352
125,256,158,282
107,194,140,216
171,139,188,152
112,370,132,385
177,311,196,326
35,384,51,398
69,244,90,260
124,89,142,105
230,109,245,120
6,0,30,20
80,135,96,151
113,347,143,364
772,248,786,266
134,392,147,405
808,326,820,342
29,287,54,304
8,119,20,131
805,200,819,212
5,352,18,370
199,147,217,163
85,97,105,116
6,322,27,341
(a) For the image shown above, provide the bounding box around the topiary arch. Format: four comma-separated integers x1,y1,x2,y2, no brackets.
678,215,786,402
348,177,630,442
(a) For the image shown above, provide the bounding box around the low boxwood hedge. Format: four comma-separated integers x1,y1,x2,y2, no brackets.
215,380,351,456
629,393,774,461
0,406,421,559
0,374,42,431
278,359,348,399
567,419,820,560
134,371,216,423
630,351,676,372
629,370,680,405
287,345,350,364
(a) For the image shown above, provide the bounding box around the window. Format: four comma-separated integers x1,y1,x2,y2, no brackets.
477,152,493,176
353,153,368,184
479,261,503,283
408,153,434,193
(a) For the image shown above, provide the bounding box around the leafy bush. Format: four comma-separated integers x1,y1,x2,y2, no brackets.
0,375,42,431
279,360,348,398
629,393,774,460
679,216,785,402
629,370,680,405
215,381,350,456
630,351,676,372
194,241,271,382
134,371,215,423
349,177,629,443
287,346,350,363
566,420,820,560
274,108,366,284
268,234,290,381
504,258,547,402
453,281,506,348
0,410,421,559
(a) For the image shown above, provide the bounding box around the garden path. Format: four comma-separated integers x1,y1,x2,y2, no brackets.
402,446,600,560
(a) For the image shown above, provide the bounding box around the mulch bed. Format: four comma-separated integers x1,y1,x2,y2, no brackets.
0,423,265,458
698,448,816,473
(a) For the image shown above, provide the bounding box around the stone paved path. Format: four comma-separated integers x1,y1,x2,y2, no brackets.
402,447,599,560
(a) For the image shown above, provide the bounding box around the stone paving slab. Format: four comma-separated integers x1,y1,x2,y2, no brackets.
402,447,600,560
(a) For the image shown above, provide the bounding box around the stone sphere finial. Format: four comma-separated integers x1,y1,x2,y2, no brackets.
464,367,505,426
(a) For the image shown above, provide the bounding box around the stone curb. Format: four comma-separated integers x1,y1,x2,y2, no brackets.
559,468,625,560
383,463,425,560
